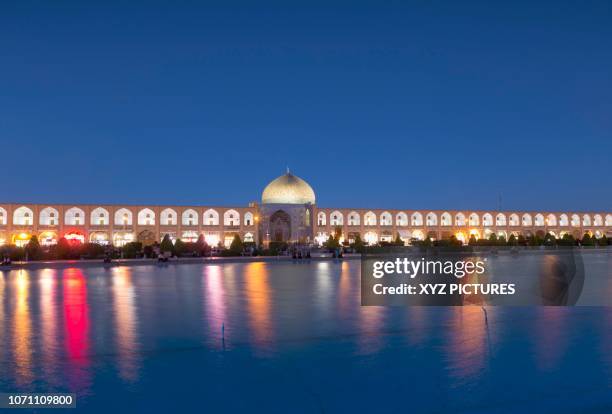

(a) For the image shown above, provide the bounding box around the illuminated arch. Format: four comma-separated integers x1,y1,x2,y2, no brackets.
203,209,219,226
522,213,532,226
570,214,580,227
468,213,479,226
182,209,198,226
160,208,177,225
455,213,466,226
317,211,327,226
396,212,408,226
91,207,109,226
546,214,557,226
348,211,360,226
582,214,591,227
380,211,392,226
559,214,569,226
13,206,34,226
496,213,506,226
440,212,452,226
411,212,423,226
534,214,545,226
223,209,240,226
114,208,133,226
606,215,612,226
509,214,519,226
40,207,59,226
330,211,344,226
426,212,438,226
0,207,6,226
482,213,493,227
65,207,86,226
137,208,155,226
244,212,254,226
364,211,376,226
593,214,603,226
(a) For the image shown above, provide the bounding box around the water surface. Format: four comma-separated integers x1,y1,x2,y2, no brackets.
0,256,611,413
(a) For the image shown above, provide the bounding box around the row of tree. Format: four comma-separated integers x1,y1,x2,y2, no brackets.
415,232,609,247
0,233,252,262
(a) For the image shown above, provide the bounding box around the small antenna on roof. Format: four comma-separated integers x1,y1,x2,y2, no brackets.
286,166,290,174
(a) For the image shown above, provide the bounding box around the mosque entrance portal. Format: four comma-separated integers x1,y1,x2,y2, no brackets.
270,210,291,242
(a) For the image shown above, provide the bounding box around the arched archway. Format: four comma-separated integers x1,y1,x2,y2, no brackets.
270,210,291,242
137,230,156,245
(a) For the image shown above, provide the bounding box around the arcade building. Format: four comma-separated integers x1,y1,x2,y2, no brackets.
0,171,610,248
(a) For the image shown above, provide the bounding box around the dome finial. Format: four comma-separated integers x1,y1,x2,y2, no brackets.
286,166,290,174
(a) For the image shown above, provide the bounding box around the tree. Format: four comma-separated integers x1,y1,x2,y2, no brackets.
55,237,72,260
581,233,594,246
160,234,174,254
352,234,365,253
229,234,243,255
196,234,209,256
174,238,186,256
544,232,557,246
25,235,42,260
393,233,404,246
324,234,340,250
488,233,498,245
122,242,142,259
507,234,517,246
597,234,608,247
468,234,478,246
558,233,575,246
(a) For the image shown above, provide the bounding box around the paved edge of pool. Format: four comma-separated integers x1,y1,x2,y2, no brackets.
0,247,608,271
0,254,363,271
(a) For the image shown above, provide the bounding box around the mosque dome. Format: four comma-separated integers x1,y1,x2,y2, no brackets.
261,171,316,205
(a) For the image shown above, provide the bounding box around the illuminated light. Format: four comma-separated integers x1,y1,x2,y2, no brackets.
40,231,58,246
0,238,5,246
314,232,328,246
455,232,467,244
204,233,220,246
181,231,199,243
65,232,85,244
13,232,31,247
364,231,378,245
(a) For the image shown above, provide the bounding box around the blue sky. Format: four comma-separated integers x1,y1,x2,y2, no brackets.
1,1,610,211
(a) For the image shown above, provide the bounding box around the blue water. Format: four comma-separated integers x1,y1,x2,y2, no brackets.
0,257,611,413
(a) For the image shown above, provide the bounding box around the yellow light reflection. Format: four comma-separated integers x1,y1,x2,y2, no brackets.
245,262,273,351
13,270,33,386
39,269,59,382
112,267,139,382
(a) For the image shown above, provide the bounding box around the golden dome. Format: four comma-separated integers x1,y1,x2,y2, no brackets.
262,172,316,204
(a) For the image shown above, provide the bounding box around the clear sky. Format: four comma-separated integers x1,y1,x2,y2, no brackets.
1,1,610,211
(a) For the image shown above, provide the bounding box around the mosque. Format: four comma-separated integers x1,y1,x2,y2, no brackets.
0,171,610,248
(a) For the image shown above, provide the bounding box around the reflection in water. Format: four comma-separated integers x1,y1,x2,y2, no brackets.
112,267,139,382
204,265,226,345
358,306,385,355
244,262,273,351
63,268,91,392
444,307,492,383
337,261,353,317
315,262,334,314
39,269,59,383
13,270,33,386
533,307,567,371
